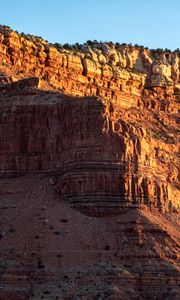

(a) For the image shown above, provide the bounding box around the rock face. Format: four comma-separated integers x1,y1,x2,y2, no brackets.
0,25,180,100
0,85,179,214
0,25,179,299
0,175,179,300
0,77,40,93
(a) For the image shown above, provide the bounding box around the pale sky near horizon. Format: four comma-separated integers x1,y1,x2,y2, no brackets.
0,0,179,50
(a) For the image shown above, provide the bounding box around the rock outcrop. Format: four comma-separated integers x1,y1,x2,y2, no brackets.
0,25,180,100
0,82,179,214
0,77,40,93
0,25,179,300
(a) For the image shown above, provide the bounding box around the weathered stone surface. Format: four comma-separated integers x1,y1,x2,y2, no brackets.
0,25,179,300
0,25,180,100
0,175,179,299
0,77,40,93
0,86,179,213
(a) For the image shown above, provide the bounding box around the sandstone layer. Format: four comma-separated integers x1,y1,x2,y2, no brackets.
0,25,179,299
0,79,179,214
0,25,180,100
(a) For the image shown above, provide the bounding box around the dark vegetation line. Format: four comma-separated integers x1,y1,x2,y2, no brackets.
1,24,180,54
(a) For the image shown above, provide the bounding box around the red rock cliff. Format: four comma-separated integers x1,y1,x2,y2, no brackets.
0,79,179,214
0,25,179,214
0,25,180,99
0,25,179,300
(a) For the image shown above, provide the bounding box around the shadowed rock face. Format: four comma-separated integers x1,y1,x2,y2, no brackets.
0,84,179,214
0,173,179,300
0,25,179,300
0,77,40,93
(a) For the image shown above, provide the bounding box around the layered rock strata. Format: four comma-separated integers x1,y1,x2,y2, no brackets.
0,25,180,102
0,81,179,214
0,25,179,299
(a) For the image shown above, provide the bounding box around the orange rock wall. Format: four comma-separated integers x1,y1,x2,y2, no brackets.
1,26,180,103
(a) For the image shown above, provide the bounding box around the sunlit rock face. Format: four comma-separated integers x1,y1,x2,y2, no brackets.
0,25,180,100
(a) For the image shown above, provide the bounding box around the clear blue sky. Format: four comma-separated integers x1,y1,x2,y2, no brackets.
0,0,179,50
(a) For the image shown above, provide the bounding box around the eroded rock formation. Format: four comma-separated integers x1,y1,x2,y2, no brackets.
0,85,179,214
0,25,179,299
0,25,180,99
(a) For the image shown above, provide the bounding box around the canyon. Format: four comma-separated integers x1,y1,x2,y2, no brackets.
0,25,179,299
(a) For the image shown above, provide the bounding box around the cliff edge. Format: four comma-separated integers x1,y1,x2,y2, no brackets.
0,25,179,300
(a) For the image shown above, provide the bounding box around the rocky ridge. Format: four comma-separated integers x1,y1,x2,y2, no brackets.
0,25,179,299
0,25,180,99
